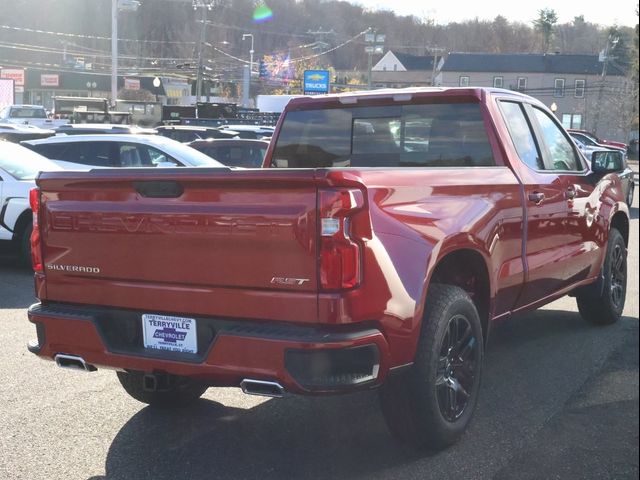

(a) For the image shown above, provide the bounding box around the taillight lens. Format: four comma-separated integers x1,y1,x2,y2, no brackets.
318,188,364,291
29,188,43,273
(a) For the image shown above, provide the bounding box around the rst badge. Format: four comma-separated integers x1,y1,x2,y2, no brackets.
270,277,310,286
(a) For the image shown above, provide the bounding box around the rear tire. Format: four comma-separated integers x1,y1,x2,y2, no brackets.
116,370,208,407
380,284,483,450
576,228,627,325
18,223,33,269
627,184,634,207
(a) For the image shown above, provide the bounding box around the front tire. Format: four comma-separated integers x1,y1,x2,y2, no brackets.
576,228,627,325
116,370,208,407
380,284,483,450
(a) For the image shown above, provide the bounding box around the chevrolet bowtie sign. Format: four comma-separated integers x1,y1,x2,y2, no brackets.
303,70,330,95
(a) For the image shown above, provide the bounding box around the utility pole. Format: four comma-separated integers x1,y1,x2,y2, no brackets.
111,0,139,107
365,29,385,90
427,46,445,86
194,0,214,102
111,0,118,107
593,34,619,135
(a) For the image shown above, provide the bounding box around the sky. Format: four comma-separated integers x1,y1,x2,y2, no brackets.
354,0,639,28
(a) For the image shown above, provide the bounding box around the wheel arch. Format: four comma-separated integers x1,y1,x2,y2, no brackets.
610,210,629,247
424,247,492,346
11,209,32,244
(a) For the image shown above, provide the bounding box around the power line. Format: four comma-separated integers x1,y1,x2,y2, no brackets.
0,24,197,45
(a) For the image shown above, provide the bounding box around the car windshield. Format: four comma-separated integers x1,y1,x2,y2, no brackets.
10,107,47,119
0,141,58,180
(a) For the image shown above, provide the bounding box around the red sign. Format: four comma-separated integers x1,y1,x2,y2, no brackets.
41,74,60,87
124,78,140,90
1,68,25,86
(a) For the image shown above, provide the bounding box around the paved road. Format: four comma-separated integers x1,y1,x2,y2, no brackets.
0,199,637,480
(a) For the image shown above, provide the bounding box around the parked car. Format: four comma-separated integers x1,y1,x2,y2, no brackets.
22,134,223,169
0,123,55,142
54,123,156,136
218,124,275,139
188,138,270,167
0,104,68,129
27,87,630,451
155,125,238,143
0,141,62,264
568,131,627,155
568,129,628,151
585,147,635,207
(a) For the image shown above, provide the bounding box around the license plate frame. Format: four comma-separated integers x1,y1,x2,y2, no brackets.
142,314,198,354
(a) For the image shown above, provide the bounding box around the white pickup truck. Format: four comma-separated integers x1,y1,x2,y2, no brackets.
0,105,68,129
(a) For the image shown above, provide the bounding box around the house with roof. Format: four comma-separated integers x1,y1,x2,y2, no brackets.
371,51,437,87
436,53,630,142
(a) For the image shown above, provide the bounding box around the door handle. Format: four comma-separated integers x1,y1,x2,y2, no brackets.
566,186,576,200
528,192,545,205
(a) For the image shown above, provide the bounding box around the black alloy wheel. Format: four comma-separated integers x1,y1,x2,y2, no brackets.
609,242,626,310
436,314,478,422
379,284,484,450
576,228,626,325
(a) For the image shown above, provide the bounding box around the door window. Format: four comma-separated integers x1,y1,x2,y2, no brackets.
499,101,544,170
531,108,582,171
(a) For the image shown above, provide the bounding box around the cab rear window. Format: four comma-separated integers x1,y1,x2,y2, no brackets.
271,103,494,168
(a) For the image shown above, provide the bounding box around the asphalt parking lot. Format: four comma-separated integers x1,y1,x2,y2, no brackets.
0,197,638,480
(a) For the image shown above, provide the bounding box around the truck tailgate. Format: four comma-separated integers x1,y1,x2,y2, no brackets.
37,168,319,322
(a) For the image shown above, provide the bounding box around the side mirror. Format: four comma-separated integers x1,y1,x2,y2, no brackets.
591,150,623,173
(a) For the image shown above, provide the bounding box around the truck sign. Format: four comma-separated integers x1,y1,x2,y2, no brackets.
303,70,330,95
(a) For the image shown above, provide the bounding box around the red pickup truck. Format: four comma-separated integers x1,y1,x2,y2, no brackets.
27,88,629,449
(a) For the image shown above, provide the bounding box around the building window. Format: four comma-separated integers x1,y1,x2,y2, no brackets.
554,78,565,97
393,64,398,71
459,76,470,87
574,79,585,98
517,77,527,91
493,76,503,88
561,114,583,129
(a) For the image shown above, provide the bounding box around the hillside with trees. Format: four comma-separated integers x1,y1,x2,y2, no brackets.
1,0,635,82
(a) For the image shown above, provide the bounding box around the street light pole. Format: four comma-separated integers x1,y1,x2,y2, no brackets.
111,0,118,107
242,33,254,106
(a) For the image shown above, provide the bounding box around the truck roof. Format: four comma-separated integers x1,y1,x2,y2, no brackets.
285,87,535,110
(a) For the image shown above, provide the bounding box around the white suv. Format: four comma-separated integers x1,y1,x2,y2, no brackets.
23,134,223,169
0,142,62,265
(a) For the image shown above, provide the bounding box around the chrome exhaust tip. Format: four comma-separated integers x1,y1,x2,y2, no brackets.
240,379,285,398
54,354,97,372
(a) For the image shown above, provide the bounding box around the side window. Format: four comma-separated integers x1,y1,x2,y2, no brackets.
51,142,113,167
531,108,581,171
28,143,69,160
119,144,152,167
145,146,180,166
499,101,544,170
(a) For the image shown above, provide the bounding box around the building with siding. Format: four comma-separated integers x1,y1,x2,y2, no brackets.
372,51,436,87
437,53,630,142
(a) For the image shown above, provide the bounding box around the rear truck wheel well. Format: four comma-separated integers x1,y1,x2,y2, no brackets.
610,212,629,246
11,210,32,244
430,249,491,345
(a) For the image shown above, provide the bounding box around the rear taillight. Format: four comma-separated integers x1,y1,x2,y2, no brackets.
318,188,364,291
29,188,43,273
